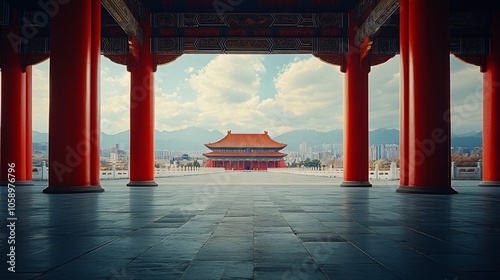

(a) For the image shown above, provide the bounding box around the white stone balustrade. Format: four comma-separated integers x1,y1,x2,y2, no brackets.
31,161,483,181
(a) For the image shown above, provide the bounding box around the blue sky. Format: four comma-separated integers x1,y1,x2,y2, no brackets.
30,54,483,136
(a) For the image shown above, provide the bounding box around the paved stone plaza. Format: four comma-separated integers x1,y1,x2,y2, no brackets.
1,172,500,279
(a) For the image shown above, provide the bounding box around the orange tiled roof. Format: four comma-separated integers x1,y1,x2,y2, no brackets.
203,151,287,158
205,131,287,149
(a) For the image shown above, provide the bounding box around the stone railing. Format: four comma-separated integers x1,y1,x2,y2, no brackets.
451,161,482,180
32,161,226,181
267,167,344,178
269,163,400,180
31,161,483,181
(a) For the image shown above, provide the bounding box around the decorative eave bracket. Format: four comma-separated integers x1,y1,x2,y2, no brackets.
355,0,400,47
101,0,143,45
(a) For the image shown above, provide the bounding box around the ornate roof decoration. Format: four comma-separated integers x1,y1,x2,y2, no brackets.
205,131,287,149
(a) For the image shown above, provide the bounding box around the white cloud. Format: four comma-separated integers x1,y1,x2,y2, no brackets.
450,58,483,134
32,62,50,133
28,54,484,136
183,55,267,132
269,56,344,133
100,93,130,134
369,57,401,130
367,55,484,134
102,71,129,88
155,91,198,131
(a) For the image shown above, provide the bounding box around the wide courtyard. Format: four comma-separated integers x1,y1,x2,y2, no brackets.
1,172,499,279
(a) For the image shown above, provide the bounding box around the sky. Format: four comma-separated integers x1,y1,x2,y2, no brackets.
30,54,483,136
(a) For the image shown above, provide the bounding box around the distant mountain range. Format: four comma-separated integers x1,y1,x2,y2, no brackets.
33,127,225,151
32,127,483,152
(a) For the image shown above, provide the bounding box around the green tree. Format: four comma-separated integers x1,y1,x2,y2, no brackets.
193,160,200,167
303,158,321,168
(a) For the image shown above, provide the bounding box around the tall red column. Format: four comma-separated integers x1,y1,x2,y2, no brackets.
479,10,500,187
341,11,371,187
44,0,104,193
26,66,33,182
1,19,30,186
90,0,101,187
128,10,157,187
397,0,456,194
399,0,409,187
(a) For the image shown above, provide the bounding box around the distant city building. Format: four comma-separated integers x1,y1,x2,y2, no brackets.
385,144,399,159
451,147,470,156
115,143,124,150
204,131,287,170
299,142,308,154
369,144,399,161
369,144,385,161
101,143,128,161
155,149,172,160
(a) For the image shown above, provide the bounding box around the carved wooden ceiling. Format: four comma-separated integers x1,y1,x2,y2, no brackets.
1,0,498,67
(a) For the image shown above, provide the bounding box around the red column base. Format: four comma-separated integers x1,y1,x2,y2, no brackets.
340,181,372,187
127,180,158,187
1,180,34,186
43,185,104,194
396,186,457,194
478,181,500,187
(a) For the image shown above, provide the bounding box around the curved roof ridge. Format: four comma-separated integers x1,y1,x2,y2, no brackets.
205,131,287,149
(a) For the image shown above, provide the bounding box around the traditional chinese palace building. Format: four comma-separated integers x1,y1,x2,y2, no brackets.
204,131,287,170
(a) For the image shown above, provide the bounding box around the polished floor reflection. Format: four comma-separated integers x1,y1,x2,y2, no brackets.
1,172,499,280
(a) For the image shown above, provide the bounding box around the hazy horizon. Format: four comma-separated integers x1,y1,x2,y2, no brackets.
32,126,482,137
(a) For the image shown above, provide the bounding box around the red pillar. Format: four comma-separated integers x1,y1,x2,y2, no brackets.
44,0,103,193
26,66,33,182
90,0,101,187
479,10,500,187
399,0,409,187
127,10,157,187
340,11,371,187
397,0,456,194
0,19,30,185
